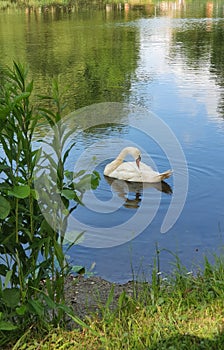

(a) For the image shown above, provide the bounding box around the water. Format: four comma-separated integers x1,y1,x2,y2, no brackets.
1,1,224,282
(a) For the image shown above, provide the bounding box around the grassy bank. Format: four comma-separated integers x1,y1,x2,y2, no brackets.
9,254,224,350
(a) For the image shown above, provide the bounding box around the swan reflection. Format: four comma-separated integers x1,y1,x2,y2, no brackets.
104,176,172,209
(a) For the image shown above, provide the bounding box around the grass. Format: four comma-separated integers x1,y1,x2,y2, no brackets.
8,254,224,350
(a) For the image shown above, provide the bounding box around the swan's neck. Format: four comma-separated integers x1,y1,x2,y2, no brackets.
118,148,130,161
112,158,123,170
104,158,122,175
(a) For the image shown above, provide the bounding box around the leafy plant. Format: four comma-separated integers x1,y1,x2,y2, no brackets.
0,62,100,346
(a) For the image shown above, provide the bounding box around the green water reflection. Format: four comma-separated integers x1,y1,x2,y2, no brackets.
0,1,223,112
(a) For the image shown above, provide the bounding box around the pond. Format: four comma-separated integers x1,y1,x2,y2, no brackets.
1,0,224,282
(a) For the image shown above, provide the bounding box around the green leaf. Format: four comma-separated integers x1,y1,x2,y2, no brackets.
73,192,83,205
0,264,8,277
91,171,100,190
62,141,76,163
13,92,31,104
30,189,39,200
2,288,20,308
61,188,83,205
4,270,12,288
8,185,30,199
16,304,27,316
0,164,10,172
64,170,74,180
74,172,100,192
61,189,75,200
32,148,42,165
41,293,57,309
75,174,92,192
26,80,33,93
58,305,102,338
105,285,114,309
0,106,11,120
72,265,85,275
53,240,64,268
0,321,17,331
62,208,69,216
74,170,86,178
28,299,44,317
0,196,10,219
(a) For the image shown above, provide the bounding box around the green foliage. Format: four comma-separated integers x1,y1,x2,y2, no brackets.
0,195,10,219
0,62,100,347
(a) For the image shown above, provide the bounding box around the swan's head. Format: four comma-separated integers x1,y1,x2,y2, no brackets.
128,147,141,168
136,154,141,168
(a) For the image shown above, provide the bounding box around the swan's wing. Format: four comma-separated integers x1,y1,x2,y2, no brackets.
139,163,155,172
108,162,142,182
139,162,161,182
140,163,172,183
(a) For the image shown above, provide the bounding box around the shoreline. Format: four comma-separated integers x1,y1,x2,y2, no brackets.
64,275,136,322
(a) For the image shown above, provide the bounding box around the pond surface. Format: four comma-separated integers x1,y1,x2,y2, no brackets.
1,1,224,282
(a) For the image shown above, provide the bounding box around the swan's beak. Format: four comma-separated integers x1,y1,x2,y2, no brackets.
136,155,141,168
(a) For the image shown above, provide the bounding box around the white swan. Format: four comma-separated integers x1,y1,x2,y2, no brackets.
104,147,172,183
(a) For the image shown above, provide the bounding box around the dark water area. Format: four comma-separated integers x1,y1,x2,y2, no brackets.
1,1,224,282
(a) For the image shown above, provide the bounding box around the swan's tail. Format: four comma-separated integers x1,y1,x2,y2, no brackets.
160,169,173,181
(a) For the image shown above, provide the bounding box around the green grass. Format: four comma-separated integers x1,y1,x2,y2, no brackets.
8,254,224,350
